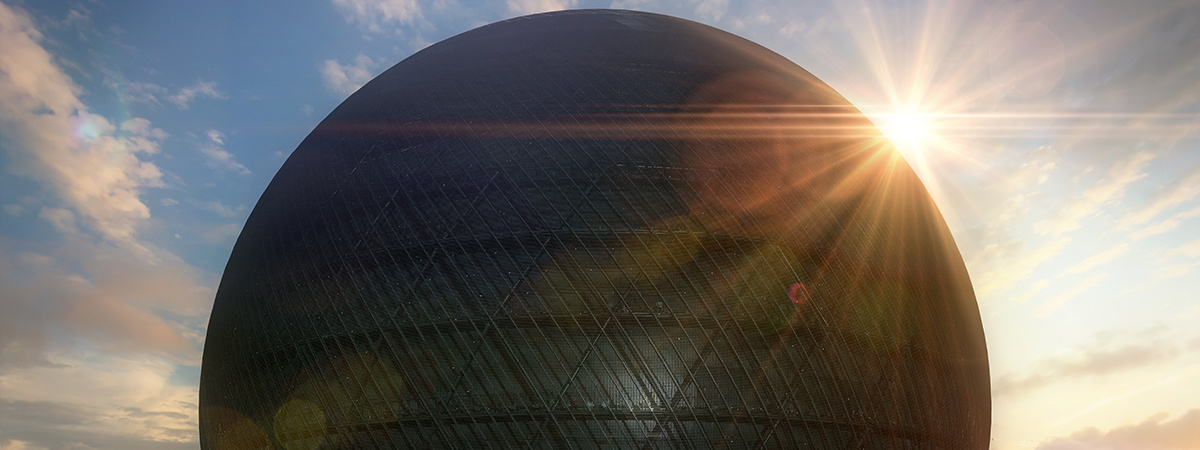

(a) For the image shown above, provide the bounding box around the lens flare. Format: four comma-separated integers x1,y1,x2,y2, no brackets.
788,282,809,305
76,116,101,141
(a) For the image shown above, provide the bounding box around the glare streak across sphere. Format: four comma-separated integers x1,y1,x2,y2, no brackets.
199,10,989,449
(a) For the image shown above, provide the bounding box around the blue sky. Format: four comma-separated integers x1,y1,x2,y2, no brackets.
1,0,1198,448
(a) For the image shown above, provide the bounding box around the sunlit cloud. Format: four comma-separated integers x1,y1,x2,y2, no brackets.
0,1,167,247
320,54,382,96
0,4,215,447
0,239,212,365
1039,409,1200,450
1153,259,1200,281
1009,278,1050,304
1130,204,1200,241
38,206,80,235
1059,243,1130,277
972,237,1070,302
0,354,201,445
1033,273,1108,317
993,333,1179,398
0,235,213,442
1167,238,1200,259
1034,151,1154,237
1118,169,1200,230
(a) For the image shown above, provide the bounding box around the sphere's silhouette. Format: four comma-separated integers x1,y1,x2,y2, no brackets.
200,9,989,449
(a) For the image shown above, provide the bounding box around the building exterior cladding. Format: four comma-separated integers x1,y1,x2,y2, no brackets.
200,9,989,450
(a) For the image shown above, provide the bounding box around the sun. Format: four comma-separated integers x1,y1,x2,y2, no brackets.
881,109,932,149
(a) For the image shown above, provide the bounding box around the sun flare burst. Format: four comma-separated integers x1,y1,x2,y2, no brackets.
881,109,934,149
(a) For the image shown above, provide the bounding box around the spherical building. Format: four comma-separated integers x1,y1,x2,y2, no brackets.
200,9,989,449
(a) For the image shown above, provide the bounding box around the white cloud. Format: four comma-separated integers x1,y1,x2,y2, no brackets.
1059,243,1131,277
321,54,382,96
198,129,249,175
166,80,225,110
694,0,730,21
507,0,577,15
205,129,224,145
331,0,420,32
199,146,249,175
158,198,178,207
0,1,166,246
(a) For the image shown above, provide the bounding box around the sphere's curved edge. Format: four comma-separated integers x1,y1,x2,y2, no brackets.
200,9,989,450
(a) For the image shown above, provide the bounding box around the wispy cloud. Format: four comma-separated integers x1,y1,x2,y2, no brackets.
993,329,1178,398
321,54,382,96
1034,273,1108,317
972,237,1071,302
1059,243,1131,277
507,0,577,15
197,129,249,175
330,0,420,33
1037,409,1200,449
1118,168,1200,230
1167,238,1200,259
1034,151,1155,236
200,222,242,244
1130,204,1200,240
167,80,225,110
1010,278,1051,304
106,79,168,106
38,206,80,235
196,200,245,218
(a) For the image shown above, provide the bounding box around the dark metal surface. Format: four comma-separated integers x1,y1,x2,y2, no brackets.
200,9,989,449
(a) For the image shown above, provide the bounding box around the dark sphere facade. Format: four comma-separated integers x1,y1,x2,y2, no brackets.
200,9,989,449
